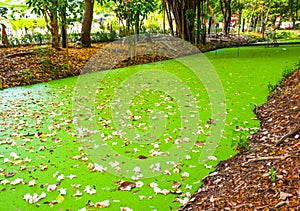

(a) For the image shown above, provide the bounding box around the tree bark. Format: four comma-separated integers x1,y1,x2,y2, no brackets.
165,1,174,36
165,0,197,42
296,0,299,20
51,16,60,49
81,0,94,47
43,0,60,49
220,0,231,35
196,0,201,44
289,0,295,27
261,1,273,39
162,0,166,33
135,12,139,41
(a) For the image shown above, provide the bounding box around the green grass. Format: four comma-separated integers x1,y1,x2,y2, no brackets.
0,45,299,210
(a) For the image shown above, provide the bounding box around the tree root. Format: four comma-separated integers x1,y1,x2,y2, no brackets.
275,126,300,146
5,51,37,58
242,155,290,166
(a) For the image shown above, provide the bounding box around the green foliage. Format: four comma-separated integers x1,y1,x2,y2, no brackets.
9,6,26,20
7,33,51,47
5,30,118,47
20,68,33,84
276,30,300,39
185,9,196,26
10,18,45,30
145,23,160,33
267,81,281,94
91,30,118,42
0,6,8,19
113,0,156,34
268,168,278,182
26,0,84,24
263,167,278,182
231,121,252,151
282,67,295,78
34,46,55,57
267,67,295,93
58,0,85,24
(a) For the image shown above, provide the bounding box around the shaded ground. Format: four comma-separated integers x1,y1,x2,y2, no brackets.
1,39,299,210
0,35,250,89
0,36,199,89
180,69,300,210
0,43,106,88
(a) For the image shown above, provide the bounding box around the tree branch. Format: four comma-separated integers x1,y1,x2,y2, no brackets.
275,125,300,146
242,154,290,166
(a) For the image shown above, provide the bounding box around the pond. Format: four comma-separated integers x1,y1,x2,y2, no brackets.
0,45,299,210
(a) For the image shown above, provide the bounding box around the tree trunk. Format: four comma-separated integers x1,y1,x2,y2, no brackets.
262,1,272,39
296,0,299,20
261,8,265,38
181,3,185,40
289,0,295,27
165,2,174,36
44,0,60,49
249,4,255,31
135,12,139,41
165,0,196,42
61,5,67,48
162,0,166,33
196,0,201,44
220,0,231,35
237,5,242,35
51,17,60,49
81,0,94,47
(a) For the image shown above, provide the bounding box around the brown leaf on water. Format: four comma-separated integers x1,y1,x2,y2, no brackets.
4,172,15,178
117,181,136,191
172,182,181,189
138,155,148,159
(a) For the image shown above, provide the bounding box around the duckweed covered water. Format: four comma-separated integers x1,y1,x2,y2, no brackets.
0,45,299,210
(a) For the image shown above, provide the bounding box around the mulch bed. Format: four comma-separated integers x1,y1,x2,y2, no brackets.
0,43,107,88
0,35,203,89
180,70,300,211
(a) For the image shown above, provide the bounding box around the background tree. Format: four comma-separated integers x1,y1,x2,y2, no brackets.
219,0,232,35
26,0,83,49
59,0,83,48
162,0,174,36
165,0,196,42
164,0,207,44
112,0,156,37
26,0,60,48
81,0,94,47
80,0,111,47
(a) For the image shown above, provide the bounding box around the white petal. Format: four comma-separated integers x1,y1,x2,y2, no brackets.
208,156,217,161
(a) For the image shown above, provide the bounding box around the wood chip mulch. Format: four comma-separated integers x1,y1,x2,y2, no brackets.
180,69,300,210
